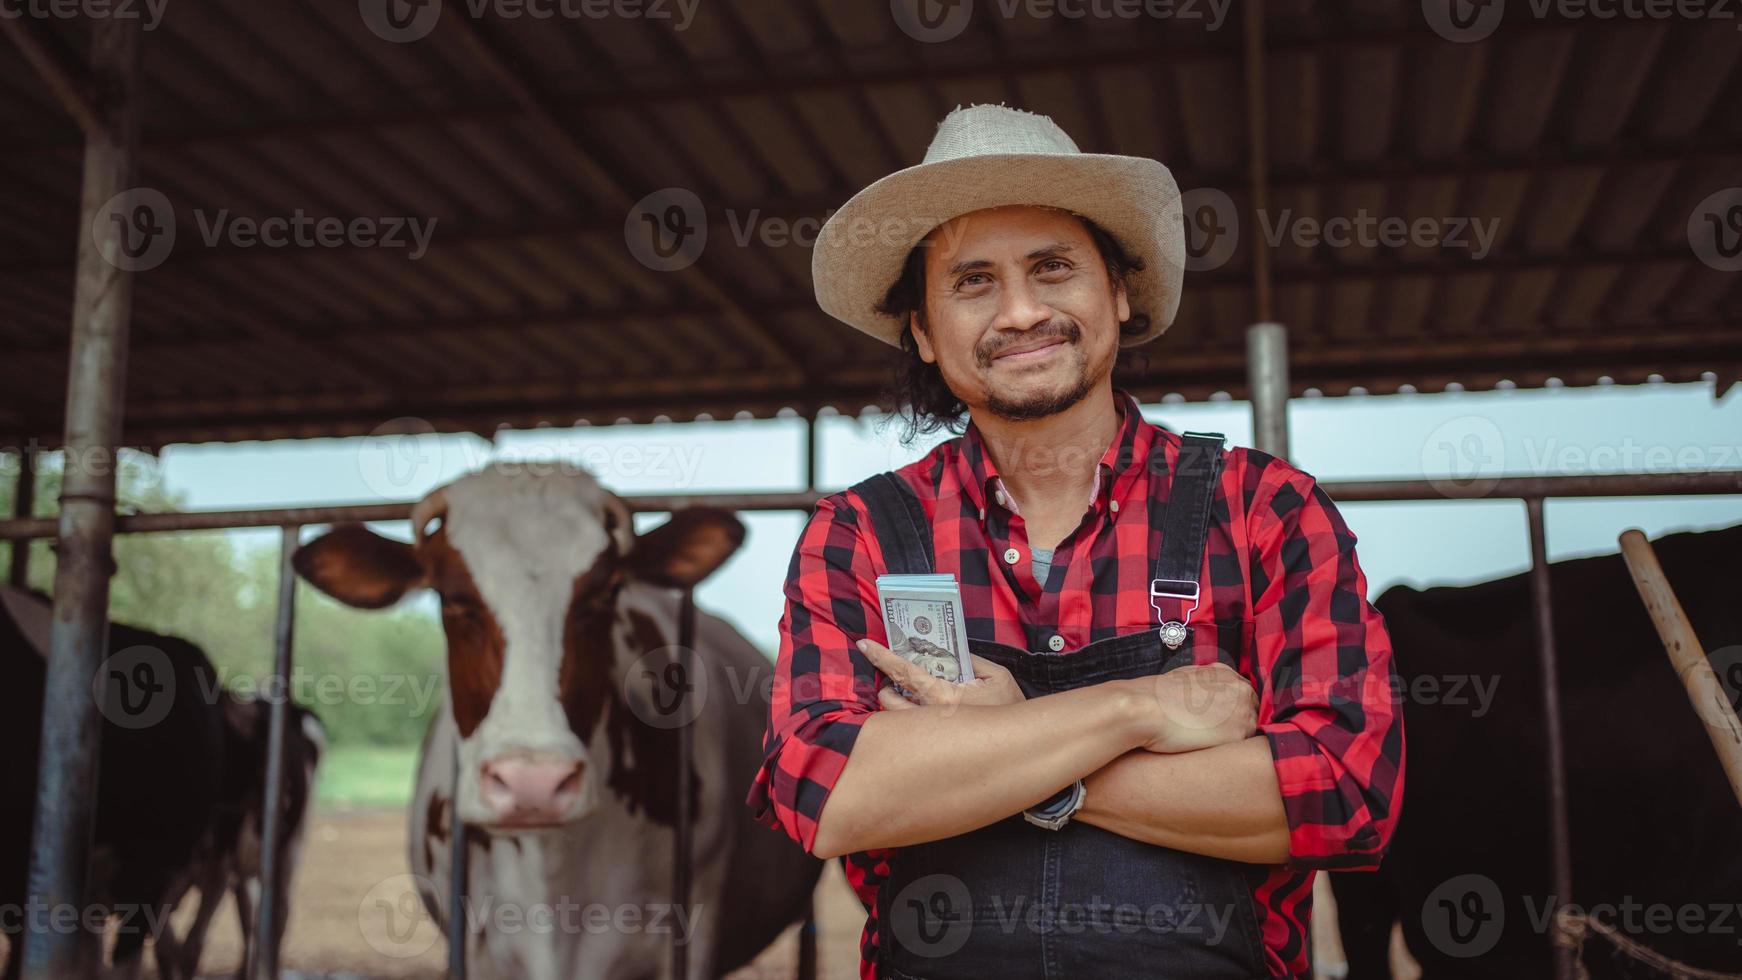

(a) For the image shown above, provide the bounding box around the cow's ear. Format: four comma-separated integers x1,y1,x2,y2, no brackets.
626,508,745,589
293,523,427,609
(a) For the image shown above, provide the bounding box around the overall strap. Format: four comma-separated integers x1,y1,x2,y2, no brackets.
848,472,935,575
1150,432,1226,633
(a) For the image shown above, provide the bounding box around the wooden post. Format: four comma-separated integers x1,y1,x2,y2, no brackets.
21,16,139,980
1619,529,1742,807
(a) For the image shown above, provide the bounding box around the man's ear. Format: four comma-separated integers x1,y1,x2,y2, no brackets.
910,313,937,363
292,524,427,609
626,508,746,589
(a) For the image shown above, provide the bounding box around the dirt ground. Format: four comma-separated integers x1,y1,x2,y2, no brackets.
5,805,1400,979
177,804,869,979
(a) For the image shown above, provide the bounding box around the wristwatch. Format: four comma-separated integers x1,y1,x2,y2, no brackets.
1022,779,1085,831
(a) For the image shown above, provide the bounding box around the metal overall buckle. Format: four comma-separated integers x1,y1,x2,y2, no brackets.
1149,579,1199,650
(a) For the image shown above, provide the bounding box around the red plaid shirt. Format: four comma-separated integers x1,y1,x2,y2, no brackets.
747,389,1405,978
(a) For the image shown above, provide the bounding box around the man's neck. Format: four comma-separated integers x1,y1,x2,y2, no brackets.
973,384,1121,516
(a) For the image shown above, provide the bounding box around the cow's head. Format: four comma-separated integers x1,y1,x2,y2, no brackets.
292,467,743,830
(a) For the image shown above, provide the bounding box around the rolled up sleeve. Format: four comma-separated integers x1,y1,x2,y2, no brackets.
746,494,883,853
1249,468,1405,871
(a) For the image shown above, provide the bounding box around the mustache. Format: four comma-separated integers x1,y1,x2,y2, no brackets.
977,319,1082,368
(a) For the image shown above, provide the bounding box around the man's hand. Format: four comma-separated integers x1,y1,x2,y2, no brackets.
1133,662,1258,754
857,638,1025,709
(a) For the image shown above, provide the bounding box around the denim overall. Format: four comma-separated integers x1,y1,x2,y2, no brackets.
853,433,1271,980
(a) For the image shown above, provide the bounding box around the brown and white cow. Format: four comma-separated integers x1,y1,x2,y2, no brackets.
293,466,819,978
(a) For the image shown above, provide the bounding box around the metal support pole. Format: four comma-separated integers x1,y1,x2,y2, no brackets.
21,17,138,980
1525,498,1575,980
804,414,820,492
671,587,697,980
1246,323,1290,460
248,524,301,980
8,446,35,587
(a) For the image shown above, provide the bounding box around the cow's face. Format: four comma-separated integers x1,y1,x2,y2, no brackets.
292,468,743,830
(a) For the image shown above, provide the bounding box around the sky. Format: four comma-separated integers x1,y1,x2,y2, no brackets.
149,380,1742,655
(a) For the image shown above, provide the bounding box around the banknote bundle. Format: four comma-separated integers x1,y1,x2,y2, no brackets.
875,573,975,688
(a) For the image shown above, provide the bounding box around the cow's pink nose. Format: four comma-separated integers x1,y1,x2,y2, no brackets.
478,755,585,825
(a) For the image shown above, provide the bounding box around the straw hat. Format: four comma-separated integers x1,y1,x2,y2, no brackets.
811,103,1185,348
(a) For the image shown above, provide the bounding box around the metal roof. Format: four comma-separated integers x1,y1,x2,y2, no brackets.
2,0,1739,449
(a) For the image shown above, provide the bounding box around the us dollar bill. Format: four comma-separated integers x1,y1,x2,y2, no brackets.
875,574,975,686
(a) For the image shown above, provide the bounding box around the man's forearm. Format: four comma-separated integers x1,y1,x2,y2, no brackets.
811,682,1149,858
1075,735,1291,865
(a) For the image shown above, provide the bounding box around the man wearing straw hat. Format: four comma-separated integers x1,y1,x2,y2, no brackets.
749,104,1404,979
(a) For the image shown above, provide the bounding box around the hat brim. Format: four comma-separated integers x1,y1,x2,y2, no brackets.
811,152,1184,348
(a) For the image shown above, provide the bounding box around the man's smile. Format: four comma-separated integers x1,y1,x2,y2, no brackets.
991,337,1069,364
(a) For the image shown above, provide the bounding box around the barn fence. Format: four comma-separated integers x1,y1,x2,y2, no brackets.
3,466,1741,978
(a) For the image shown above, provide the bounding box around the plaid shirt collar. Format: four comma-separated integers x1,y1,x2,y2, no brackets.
955,387,1150,521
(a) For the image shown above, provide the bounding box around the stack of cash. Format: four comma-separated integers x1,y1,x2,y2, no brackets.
875,573,975,685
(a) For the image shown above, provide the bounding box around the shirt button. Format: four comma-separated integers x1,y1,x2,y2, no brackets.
1110,499,1119,513
1047,634,1066,652
995,489,1008,507
1003,547,1021,565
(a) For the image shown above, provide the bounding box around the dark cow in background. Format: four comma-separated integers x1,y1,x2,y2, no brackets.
0,586,324,980
294,466,821,979
0,584,223,980
1333,523,1742,978
159,697,325,979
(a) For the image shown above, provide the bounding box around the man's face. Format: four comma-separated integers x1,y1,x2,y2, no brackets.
910,205,1130,421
